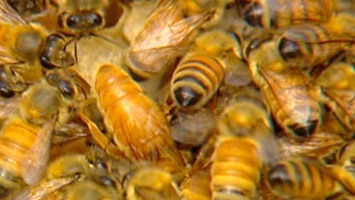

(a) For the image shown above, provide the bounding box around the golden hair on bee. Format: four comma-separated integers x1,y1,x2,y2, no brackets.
80,64,186,179
127,0,216,80
266,157,355,199
0,0,48,75
125,167,182,200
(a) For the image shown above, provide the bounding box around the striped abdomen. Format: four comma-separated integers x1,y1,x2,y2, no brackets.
238,0,336,28
171,52,225,110
0,118,39,190
266,159,344,199
211,137,261,199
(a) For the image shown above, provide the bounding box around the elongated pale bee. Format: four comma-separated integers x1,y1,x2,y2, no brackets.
127,0,215,79
237,0,338,28
0,81,63,197
211,88,279,199
125,167,182,200
170,29,249,110
246,13,355,72
53,0,123,36
316,62,355,133
80,64,186,179
266,158,355,199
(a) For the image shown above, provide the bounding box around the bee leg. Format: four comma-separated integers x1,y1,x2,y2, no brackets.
77,112,126,158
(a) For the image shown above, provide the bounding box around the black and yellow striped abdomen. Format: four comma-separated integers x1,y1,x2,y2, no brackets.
171,52,225,110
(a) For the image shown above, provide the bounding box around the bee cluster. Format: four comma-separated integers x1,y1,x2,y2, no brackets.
0,0,355,199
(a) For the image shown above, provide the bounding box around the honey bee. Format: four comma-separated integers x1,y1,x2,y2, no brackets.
53,0,124,36
170,29,249,110
249,62,322,138
126,0,215,79
0,81,63,196
246,13,355,72
266,158,355,199
236,0,337,28
80,64,185,178
125,167,182,200
316,62,355,133
211,87,279,199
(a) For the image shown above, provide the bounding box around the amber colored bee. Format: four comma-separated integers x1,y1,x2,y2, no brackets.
125,167,182,200
0,81,63,197
249,62,322,139
246,13,355,72
80,64,185,178
53,0,123,36
170,29,249,110
316,62,355,133
127,0,215,79
266,158,355,199
236,0,338,28
211,88,279,199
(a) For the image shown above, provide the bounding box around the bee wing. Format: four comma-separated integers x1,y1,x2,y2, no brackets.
14,176,77,200
21,117,56,185
223,51,251,87
0,96,21,119
0,1,27,25
128,46,188,74
322,89,355,131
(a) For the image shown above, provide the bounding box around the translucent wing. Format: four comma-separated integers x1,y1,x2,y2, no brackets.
0,1,27,25
21,117,56,185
